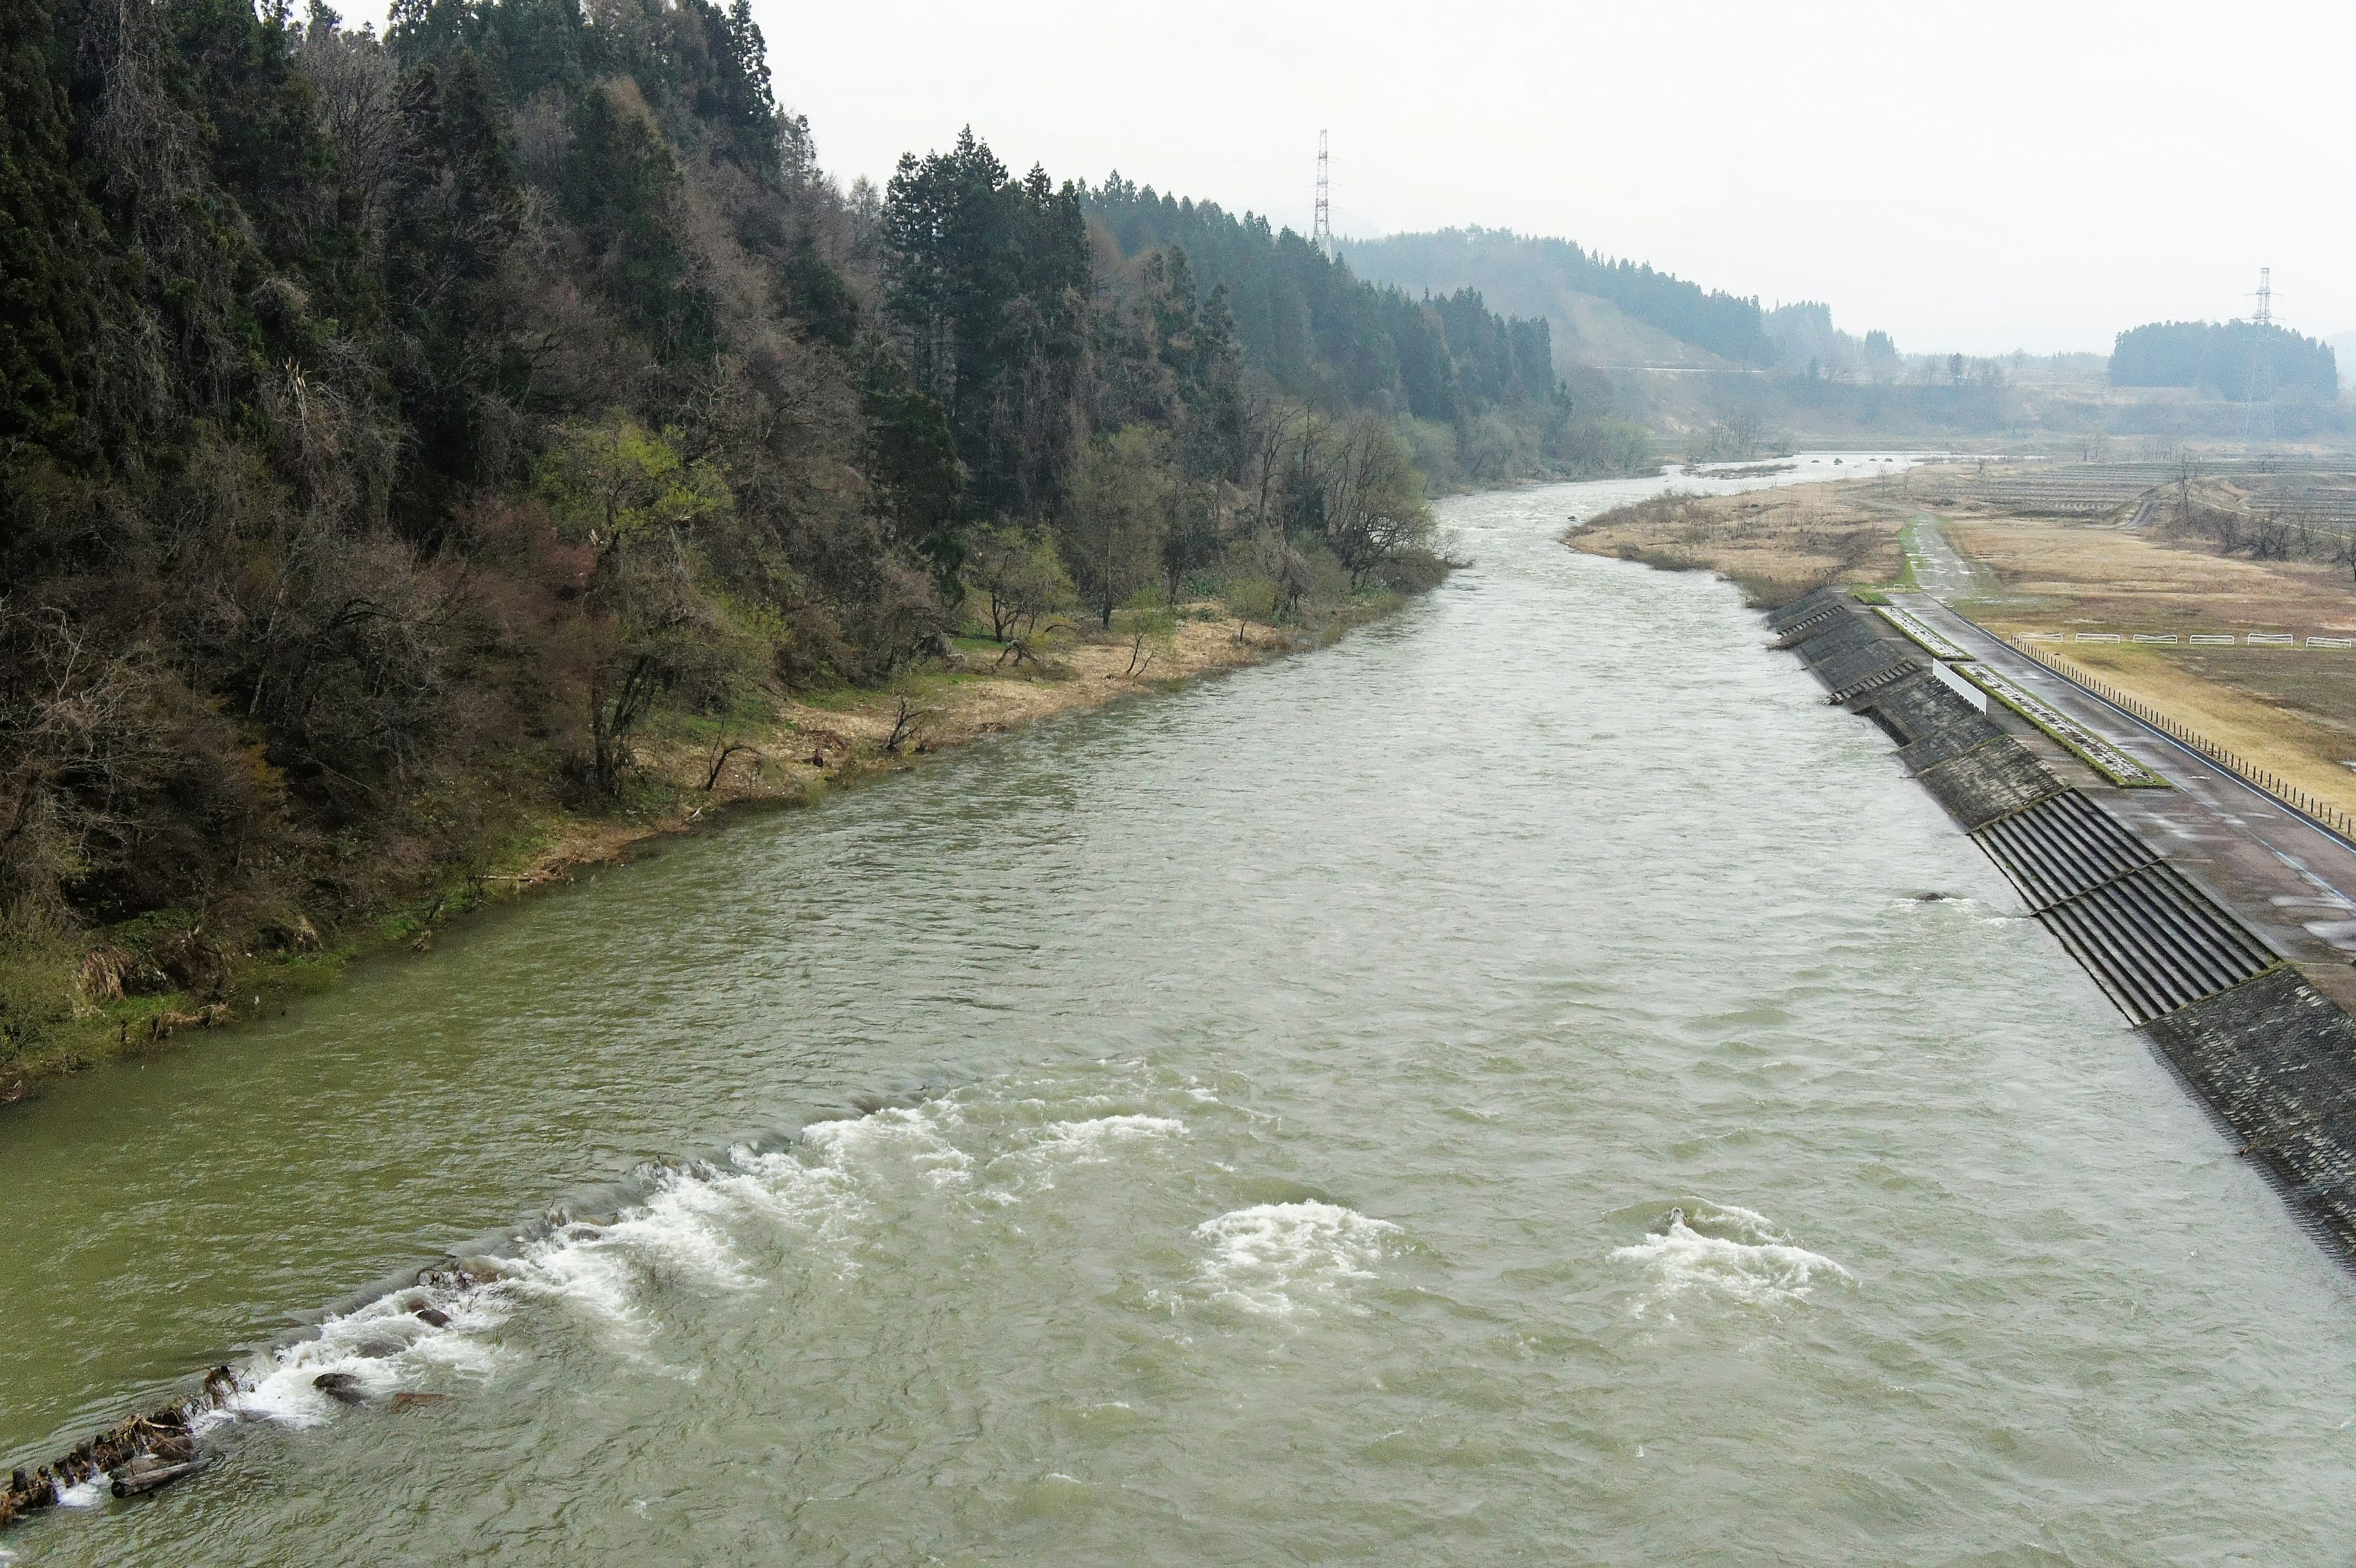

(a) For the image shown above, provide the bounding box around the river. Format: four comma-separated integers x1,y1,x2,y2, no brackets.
5,463,2354,1564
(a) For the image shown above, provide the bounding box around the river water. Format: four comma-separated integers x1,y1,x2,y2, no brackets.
6,462,2355,1564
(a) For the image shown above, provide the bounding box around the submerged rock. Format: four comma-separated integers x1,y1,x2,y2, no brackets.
413,1307,452,1328
313,1372,369,1406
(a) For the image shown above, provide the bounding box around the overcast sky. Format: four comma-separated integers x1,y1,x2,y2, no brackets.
736,0,2352,355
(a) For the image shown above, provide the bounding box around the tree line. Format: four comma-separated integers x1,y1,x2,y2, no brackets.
2111,321,2339,403
1340,226,1776,367
1086,183,1655,487
0,0,1530,1065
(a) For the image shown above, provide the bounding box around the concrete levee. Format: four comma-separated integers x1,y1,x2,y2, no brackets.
2146,970,2356,1259
1915,740,2067,830
1773,593,2356,1269
1896,721,2006,775
1858,672,1984,747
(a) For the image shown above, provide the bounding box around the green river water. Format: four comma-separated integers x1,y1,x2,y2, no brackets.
4,464,2354,1564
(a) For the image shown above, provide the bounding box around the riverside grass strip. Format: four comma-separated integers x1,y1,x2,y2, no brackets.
1959,665,2170,789
1873,605,1973,661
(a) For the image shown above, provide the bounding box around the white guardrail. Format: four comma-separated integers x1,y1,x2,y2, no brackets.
2013,631,2351,649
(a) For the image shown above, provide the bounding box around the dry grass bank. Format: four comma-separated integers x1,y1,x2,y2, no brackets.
1566,482,1904,605
1946,515,2356,819
502,610,1308,884
0,605,1355,1101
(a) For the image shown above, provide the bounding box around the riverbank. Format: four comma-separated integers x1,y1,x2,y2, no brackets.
0,601,1390,1103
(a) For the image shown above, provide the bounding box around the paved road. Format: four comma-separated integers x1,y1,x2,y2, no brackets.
1892,589,2356,1001
1901,511,1987,601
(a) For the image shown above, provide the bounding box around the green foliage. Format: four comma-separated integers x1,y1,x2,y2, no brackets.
537,413,733,549
965,524,1074,640
0,0,1480,1074
884,128,1090,519
0,903,80,1067
1311,414,1434,589
1062,425,1174,626
782,233,860,347
561,82,714,362
0,0,109,458
386,52,526,517
859,343,966,575
1550,415,1654,477
1220,575,1278,625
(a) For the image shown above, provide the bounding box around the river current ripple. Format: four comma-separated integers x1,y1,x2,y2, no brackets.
6,465,2356,1564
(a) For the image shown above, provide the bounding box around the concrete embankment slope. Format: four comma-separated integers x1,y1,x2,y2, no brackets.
1773,588,2356,1262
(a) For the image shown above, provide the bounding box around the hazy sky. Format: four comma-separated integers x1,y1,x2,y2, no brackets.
741,0,2353,355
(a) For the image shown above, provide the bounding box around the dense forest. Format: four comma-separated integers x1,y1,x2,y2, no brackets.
1085,185,1646,483
1341,227,1775,367
1088,184,1551,421
0,0,1630,1075
2111,321,2339,402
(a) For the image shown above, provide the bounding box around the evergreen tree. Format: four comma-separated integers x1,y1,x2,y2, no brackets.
0,0,107,458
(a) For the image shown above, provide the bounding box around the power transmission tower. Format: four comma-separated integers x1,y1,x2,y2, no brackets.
1312,131,1331,258
2243,266,2276,456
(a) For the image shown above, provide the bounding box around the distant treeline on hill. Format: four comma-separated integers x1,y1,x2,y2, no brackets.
1338,227,1774,366
2110,321,2339,402
1086,180,1557,426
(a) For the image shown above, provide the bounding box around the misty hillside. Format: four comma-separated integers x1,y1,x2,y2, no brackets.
1339,227,1769,371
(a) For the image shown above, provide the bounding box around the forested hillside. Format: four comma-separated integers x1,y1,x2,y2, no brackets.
1090,183,1552,422
1085,183,1647,483
1341,227,1774,367
0,0,1628,1074
2110,321,2339,402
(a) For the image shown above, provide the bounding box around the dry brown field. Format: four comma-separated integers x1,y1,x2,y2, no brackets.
1568,482,1904,605
1946,516,2356,818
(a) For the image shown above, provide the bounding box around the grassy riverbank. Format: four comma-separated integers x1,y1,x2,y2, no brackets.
0,598,1395,1102
1564,480,1908,604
